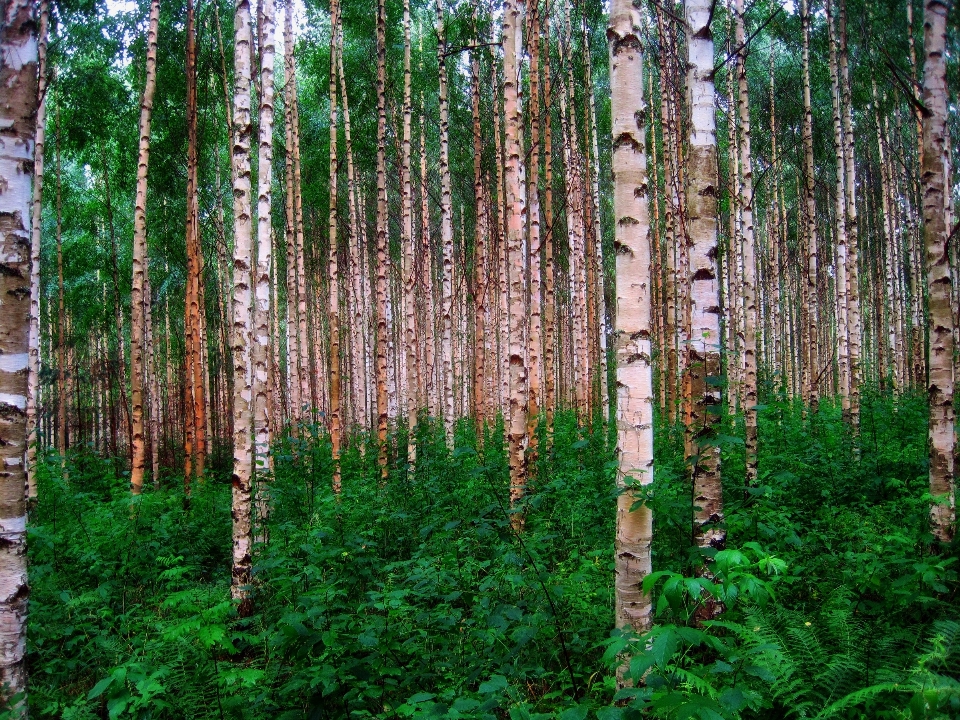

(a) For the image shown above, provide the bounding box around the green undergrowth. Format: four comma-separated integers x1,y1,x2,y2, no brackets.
20,392,960,719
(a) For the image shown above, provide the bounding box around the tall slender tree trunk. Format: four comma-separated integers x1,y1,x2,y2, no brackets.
838,0,861,431
559,2,587,415
687,0,724,547
583,15,607,419
283,17,301,424
541,1,555,435
420,106,436,418
26,0,48,502
375,0,390,475
800,0,819,410
328,0,342,491
503,0,529,521
609,0,653,637
921,0,955,542
231,0,255,614
184,0,206,486
471,12,487,429
55,110,66,466
827,0,850,414
336,32,365,430
0,0,37,700
145,268,160,484
526,0,542,454
734,0,757,487
401,0,418,451
437,0,455,441
130,0,160,495
254,0,276,490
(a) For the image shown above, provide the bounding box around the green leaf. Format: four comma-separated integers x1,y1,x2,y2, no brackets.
596,708,624,720
408,692,436,703
479,675,508,694
558,705,589,720
87,676,113,700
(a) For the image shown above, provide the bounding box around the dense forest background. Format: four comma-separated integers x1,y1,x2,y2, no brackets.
0,0,958,716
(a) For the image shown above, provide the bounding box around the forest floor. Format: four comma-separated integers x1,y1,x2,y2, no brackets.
23,392,960,719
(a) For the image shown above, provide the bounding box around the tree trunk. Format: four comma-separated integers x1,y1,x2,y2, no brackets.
609,0,653,637
184,0,206,485
283,9,301,423
734,0,758,487
541,1,555,435
437,0,455,441
56,109,67,467
827,0,850,414
402,0,418,448
328,0,342,491
375,0,389,475
526,0,542,454
800,0,820,410
0,0,37,700
231,0,255,614
336,31,365,431
921,0,955,542
687,0,724,548
254,0,276,490
838,0,861,431
503,0,529,522
26,0,48,502
471,11,487,429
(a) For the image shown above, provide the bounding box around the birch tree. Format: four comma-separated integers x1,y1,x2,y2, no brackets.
254,0,276,484
0,0,37,701
26,0,49,502
130,0,160,495
503,0,529,519
231,0,255,614
687,0,723,547
921,0,955,542
610,0,653,635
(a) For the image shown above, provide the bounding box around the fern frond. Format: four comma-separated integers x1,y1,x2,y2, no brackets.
814,682,905,719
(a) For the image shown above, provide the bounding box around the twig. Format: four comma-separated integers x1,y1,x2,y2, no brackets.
442,41,500,58
883,53,930,118
713,7,783,76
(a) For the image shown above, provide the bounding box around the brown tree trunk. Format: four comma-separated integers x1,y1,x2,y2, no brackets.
328,0,342,491
56,109,67,466
184,0,206,485
471,8,487,429
526,0,542,454
375,0,389,476
541,0,556,435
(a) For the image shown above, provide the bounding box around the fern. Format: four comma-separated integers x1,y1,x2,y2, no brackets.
739,593,881,718
816,620,960,719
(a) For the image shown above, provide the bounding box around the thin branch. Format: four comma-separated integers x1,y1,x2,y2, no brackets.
441,41,500,58
713,6,783,76
883,54,931,118
645,0,689,33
